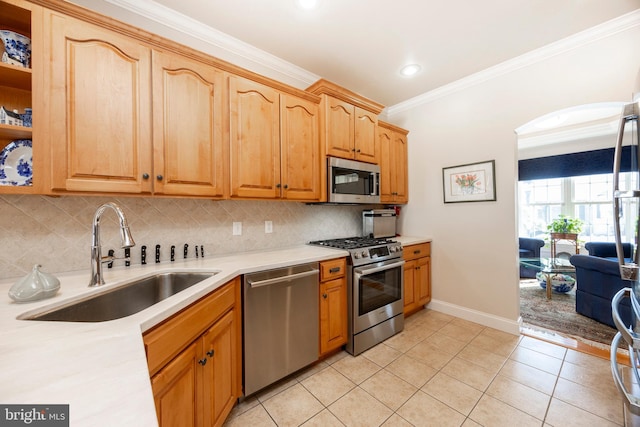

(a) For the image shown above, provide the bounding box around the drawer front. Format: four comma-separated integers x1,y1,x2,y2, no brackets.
403,243,431,261
320,258,347,282
144,278,238,376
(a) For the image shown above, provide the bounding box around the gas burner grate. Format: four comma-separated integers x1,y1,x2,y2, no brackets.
309,237,396,250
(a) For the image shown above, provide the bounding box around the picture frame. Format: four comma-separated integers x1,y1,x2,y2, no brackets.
442,160,496,203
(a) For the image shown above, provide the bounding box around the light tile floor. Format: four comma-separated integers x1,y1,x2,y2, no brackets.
224,309,630,427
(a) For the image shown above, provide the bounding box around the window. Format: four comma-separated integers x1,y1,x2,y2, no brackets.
518,173,638,243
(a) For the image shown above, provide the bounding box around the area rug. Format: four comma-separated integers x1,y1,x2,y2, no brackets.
520,281,618,347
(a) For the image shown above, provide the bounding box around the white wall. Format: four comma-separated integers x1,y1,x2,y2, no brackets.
390,23,640,333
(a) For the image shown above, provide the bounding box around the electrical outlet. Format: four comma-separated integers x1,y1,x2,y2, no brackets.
232,221,242,236
265,220,273,233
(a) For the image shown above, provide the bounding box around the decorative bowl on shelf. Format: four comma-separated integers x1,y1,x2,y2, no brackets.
0,30,31,68
536,272,576,293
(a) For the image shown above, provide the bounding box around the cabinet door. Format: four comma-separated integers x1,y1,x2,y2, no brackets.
152,50,226,197
280,94,320,201
354,107,377,164
416,256,431,305
201,309,237,427
151,341,201,427
378,126,394,203
320,277,348,355
324,97,354,159
46,11,152,193
229,76,280,198
392,131,408,203
403,259,417,315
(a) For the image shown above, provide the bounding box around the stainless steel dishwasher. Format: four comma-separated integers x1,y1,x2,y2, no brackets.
243,262,319,396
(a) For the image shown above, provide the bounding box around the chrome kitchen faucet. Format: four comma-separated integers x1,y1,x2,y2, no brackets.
89,202,136,287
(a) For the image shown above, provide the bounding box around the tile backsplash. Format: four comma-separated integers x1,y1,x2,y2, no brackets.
0,195,367,281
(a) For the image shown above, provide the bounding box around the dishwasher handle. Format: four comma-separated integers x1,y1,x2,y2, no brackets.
247,268,319,288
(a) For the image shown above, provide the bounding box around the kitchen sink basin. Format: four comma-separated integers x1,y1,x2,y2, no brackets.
20,271,218,322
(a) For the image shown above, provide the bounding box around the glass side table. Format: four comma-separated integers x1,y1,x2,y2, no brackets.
519,258,576,300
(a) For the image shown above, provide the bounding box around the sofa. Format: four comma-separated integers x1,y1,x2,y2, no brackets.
569,253,632,328
519,237,545,278
585,241,633,263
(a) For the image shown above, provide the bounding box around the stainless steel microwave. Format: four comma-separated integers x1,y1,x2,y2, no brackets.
328,157,380,204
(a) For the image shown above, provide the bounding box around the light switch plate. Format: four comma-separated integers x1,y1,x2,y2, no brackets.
232,222,242,236
265,220,273,233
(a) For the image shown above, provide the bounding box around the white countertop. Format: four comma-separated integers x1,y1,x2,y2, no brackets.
0,236,430,426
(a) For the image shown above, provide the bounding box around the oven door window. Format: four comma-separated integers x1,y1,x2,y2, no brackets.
358,266,402,316
332,167,374,195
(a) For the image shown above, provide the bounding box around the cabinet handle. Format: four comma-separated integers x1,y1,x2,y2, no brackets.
198,358,207,366
322,293,328,299
413,250,421,255
329,267,341,273
142,173,149,179
156,175,163,181
207,350,214,358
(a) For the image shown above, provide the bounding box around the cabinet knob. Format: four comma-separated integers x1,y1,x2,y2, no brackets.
356,149,361,153
322,293,328,299
283,184,288,189
207,350,214,358
156,175,163,181
142,173,149,179
276,183,281,188
198,358,207,366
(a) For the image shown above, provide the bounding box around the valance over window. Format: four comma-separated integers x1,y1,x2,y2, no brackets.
518,146,637,181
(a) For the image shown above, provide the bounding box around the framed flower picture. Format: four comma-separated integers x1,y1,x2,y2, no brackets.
442,160,496,203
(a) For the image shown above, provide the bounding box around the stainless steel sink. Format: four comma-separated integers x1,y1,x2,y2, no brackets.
21,271,217,322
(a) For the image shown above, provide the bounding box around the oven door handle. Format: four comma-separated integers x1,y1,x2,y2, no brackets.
354,260,405,277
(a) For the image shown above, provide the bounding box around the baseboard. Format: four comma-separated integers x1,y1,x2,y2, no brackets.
427,299,522,336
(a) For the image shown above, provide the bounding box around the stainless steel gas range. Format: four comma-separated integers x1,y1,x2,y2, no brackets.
309,237,405,355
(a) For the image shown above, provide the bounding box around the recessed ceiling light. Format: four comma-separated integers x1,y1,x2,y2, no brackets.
297,0,319,10
400,64,421,77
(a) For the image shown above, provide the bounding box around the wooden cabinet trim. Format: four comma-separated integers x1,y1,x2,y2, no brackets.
307,78,384,114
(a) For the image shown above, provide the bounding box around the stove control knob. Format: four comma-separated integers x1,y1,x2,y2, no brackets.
354,252,361,259
389,246,396,253
362,250,369,258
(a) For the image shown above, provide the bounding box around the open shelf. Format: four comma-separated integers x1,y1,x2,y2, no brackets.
0,62,32,90
0,123,31,141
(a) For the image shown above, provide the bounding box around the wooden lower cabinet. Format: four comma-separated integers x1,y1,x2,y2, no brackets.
319,258,348,356
403,243,431,316
144,278,241,427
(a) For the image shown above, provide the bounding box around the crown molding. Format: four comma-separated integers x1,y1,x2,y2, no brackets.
387,8,640,117
102,0,320,86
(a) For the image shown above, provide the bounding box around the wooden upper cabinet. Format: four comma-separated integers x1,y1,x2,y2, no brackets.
280,94,320,201
354,107,377,163
230,76,321,201
152,50,226,198
229,76,280,199
379,121,409,204
307,79,384,165
46,10,153,193
324,97,354,159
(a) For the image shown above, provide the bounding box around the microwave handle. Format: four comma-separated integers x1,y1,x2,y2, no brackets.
370,172,379,196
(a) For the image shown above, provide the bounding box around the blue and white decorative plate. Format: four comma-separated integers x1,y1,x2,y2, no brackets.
0,139,32,186
0,30,31,68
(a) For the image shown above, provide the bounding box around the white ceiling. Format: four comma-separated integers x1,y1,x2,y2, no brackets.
141,0,638,107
